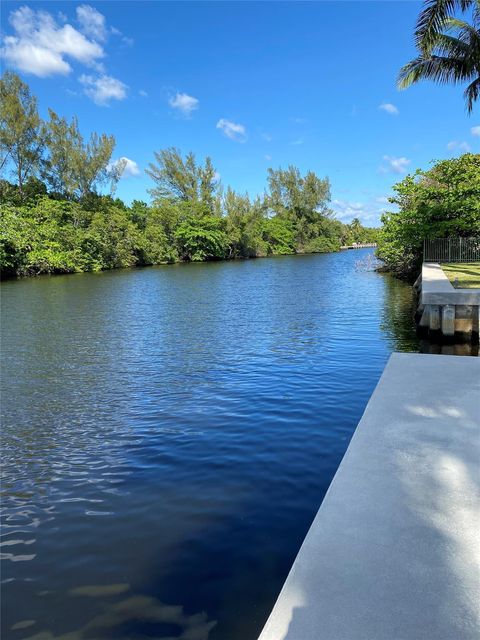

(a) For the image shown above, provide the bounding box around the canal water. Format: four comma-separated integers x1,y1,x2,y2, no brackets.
0,249,441,639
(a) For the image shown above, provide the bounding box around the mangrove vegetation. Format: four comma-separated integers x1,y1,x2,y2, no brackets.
0,72,377,278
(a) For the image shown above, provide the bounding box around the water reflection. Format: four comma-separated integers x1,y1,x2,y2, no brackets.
379,272,479,355
17,585,216,640
379,272,419,352
419,340,479,356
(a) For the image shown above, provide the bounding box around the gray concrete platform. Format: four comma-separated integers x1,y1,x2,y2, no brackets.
421,262,480,306
259,353,480,640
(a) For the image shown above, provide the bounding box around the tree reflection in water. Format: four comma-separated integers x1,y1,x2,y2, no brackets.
21,584,217,640
379,272,479,356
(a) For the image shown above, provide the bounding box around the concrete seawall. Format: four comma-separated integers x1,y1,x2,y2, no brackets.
258,353,480,640
416,263,480,338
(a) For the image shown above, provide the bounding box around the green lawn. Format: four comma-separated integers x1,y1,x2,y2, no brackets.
442,263,480,289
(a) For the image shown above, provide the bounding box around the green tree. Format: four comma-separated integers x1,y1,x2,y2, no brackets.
80,207,141,270
262,216,295,255
398,0,480,112
129,200,150,230
0,197,85,276
0,176,47,206
146,147,219,213
139,207,177,264
223,188,266,257
266,166,332,250
175,215,228,261
42,110,117,199
341,218,379,246
349,217,363,243
377,153,480,278
0,72,45,197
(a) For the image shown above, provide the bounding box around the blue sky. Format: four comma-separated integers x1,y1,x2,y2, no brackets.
1,1,478,225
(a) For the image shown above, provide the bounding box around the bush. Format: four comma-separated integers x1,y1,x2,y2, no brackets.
262,217,295,255
175,216,228,261
377,154,480,278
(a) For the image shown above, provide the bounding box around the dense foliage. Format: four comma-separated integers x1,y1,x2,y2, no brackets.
0,73,378,277
0,176,378,277
377,153,480,278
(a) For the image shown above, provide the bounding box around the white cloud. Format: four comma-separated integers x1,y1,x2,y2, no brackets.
447,140,471,153
110,156,140,178
332,199,364,219
379,102,399,116
332,198,390,225
375,196,390,204
113,156,140,178
261,132,273,142
264,154,272,161
291,138,304,146
169,92,199,116
216,118,247,142
79,74,127,105
471,126,480,137
213,171,221,183
111,25,133,46
1,6,104,77
1,37,71,76
76,4,107,42
380,155,410,174
139,89,148,97
292,117,307,124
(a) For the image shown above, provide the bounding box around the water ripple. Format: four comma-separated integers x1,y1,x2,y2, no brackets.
0,250,432,639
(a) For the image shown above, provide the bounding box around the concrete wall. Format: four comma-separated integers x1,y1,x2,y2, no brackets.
421,263,480,306
417,263,479,337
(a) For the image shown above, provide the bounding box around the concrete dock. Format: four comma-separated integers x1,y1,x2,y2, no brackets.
259,353,480,640
417,263,480,336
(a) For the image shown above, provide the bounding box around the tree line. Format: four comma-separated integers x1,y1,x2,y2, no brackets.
0,72,377,277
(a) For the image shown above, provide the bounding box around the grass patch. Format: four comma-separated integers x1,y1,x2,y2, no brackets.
442,262,480,289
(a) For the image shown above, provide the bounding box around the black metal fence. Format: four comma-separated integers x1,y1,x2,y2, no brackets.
423,237,480,263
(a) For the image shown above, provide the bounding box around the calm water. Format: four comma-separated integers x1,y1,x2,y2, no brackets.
1,250,442,639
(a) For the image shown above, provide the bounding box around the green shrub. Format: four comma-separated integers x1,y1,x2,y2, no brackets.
377,154,480,278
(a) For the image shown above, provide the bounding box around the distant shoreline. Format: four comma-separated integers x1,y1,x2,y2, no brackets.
1,245,378,281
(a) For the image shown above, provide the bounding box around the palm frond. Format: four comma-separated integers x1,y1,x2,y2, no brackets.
398,54,474,88
464,75,480,111
415,0,474,49
443,16,480,45
430,32,474,57
473,0,480,28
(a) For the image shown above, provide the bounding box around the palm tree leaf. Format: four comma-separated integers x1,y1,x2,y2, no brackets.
464,75,480,111
415,0,474,49
431,32,474,57
400,1,480,110
474,0,480,28
398,54,474,88
443,16,480,45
